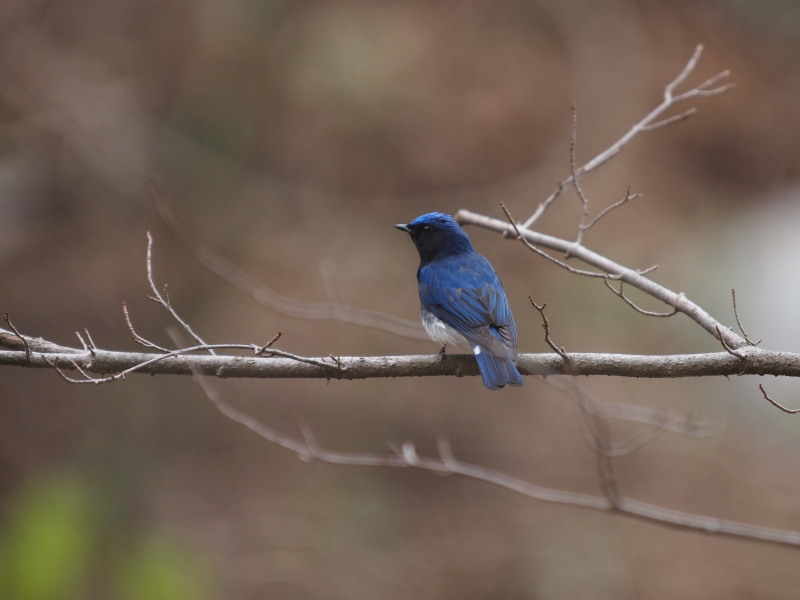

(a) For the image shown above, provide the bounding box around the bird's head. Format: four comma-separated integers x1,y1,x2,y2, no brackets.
394,212,474,264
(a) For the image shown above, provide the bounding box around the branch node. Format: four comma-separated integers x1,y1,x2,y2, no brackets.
715,325,745,362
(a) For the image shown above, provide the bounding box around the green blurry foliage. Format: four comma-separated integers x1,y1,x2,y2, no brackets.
116,537,208,600
0,474,93,600
0,473,209,600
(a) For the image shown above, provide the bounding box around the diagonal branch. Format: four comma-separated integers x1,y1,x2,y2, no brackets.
456,209,745,350
522,44,733,229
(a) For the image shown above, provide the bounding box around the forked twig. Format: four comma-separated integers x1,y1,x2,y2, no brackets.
145,231,215,355
74,330,96,356
581,188,641,232
523,44,733,229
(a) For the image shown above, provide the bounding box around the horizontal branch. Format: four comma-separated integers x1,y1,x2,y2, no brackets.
2,330,798,380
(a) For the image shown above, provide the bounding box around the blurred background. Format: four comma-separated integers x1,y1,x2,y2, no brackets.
2,1,800,598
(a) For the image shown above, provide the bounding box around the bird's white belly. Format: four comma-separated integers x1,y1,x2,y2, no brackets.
421,307,469,348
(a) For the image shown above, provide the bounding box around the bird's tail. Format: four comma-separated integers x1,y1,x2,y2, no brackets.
474,348,524,390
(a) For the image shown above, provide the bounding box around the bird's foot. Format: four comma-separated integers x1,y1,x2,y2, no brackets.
437,346,447,360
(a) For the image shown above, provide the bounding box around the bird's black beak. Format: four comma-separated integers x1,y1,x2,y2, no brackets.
394,223,411,233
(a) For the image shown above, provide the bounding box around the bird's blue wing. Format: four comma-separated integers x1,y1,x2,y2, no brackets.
418,254,517,361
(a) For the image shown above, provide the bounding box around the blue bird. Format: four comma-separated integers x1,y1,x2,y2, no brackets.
395,212,524,390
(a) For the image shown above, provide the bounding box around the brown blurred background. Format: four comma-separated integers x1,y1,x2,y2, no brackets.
2,1,800,598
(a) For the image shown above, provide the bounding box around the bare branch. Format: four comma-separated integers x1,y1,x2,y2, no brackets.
582,188,641,232
605,280,678,317
758,384,800,415
74,330,94,355
32,341,343,384
122,301,171,352
3,313,30,359
529,297,569,361
82,329,98,352
8,330,800,380
501,204,612,278
715,325,745,360
522,45,733,229
570,103,592,249
146,232,215,354
256,331,283,354
456,209,746,350
191,373,800,548
731,288,761,346
640,108,696,131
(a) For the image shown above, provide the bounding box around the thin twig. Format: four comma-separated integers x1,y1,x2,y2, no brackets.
758,384,800,415
640,108,696,131
48,342,343,384
145,231,215,355
529,297,569,361
256,331,283,355
570,103,591,249
715,325,745,360
605,280,678,317
731,289,761,346
501,203,612,278
3,313,30,359
74,331,91,354
122,301,171,352
581,188,641,232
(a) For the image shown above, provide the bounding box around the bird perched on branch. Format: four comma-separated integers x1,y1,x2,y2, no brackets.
395,212,524,390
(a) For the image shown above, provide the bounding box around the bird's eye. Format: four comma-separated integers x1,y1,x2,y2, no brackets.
420,225,432,235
